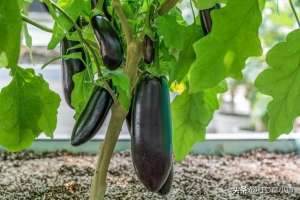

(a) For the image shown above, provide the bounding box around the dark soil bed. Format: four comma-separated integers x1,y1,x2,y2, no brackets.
0,149,299,200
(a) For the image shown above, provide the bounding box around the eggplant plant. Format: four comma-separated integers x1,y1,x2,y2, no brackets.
1,0,300,199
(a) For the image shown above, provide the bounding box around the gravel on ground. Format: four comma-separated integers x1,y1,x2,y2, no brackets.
0,149,299,200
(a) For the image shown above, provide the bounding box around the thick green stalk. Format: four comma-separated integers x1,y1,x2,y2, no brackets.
89,41,142,200
88,0,143,199
89,103,127,200
89,40,142,200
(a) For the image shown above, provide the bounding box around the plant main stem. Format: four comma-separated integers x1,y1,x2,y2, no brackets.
89,103,127,200
89,39,142,200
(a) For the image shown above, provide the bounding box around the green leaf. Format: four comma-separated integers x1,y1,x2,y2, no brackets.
71,70,94,119
108,70,131,110
172,83,226,161
23,23,32,49
189,0,262,92
48,0,91,49
255,29,300,140
0,0,22,68
0,52,8,67
156,14,188,51
156,14,204,82
193,0,226,9
172,24,203,82
147,43,177,78
0,67,60,151
23,22,33,63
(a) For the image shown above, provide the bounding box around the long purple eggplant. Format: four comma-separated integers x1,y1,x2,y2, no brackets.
131,76,173,192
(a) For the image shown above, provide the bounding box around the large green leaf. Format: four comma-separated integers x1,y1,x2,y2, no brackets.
0,67,60,151
255,29,300,140
189,0,262,92
156,14,203,82
172,25,203,82
172,83,226,161
156,14,189,51
47,0,91,49
0,0,22,68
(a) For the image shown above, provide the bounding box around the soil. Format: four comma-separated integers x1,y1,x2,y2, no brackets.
0,149,299,200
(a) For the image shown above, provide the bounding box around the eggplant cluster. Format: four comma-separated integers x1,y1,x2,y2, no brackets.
60,1,124,145
61,1,174,195
127,76,173,194
60,17,113,146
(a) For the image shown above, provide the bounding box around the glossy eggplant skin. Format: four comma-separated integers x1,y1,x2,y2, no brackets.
61,38,85,107
126,104,132,133
158,164,174,195
143,35,155,64
199,9,212,35
91,15,123,70
71,86,113,146
199,4,220,35
131,76,173,192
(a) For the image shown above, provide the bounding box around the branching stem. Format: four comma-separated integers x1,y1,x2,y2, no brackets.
112,0,133,43
158,0,180,16
21,14,53,33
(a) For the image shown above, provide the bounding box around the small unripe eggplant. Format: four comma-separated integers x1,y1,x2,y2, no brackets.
143,35,155,64
61,39,85,107
71,86,113,146
199,9,212,35
91,15,123,70
199,4,220,35
131,76,173,192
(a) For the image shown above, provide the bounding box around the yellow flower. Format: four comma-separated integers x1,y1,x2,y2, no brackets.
171,82,185,94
